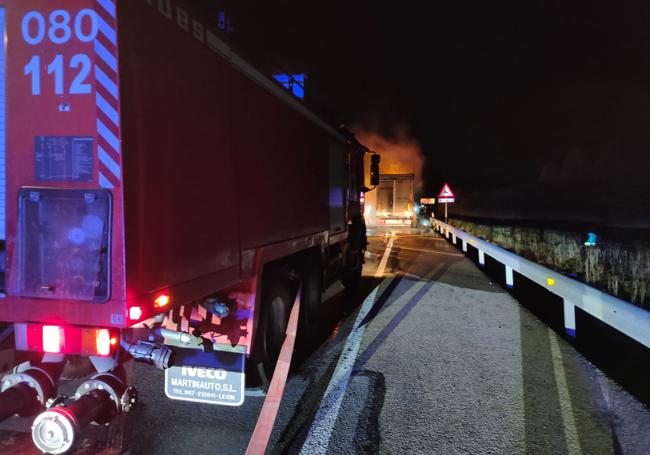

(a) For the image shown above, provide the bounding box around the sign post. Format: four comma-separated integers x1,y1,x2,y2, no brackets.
437,183,456,223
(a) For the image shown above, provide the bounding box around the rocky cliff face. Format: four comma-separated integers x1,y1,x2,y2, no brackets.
449,219,650,308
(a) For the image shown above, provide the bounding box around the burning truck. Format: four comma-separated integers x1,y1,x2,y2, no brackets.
364,173,416,226
0,0,379,452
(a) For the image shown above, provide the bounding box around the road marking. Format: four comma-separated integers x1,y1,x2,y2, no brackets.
375,237,395,277
299,277,395,455
396,246,463,257
300,239,396,454
548,328,582,455
400,272,425,280
300,244,444,454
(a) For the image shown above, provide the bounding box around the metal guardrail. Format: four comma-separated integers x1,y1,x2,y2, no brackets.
433,219,650,348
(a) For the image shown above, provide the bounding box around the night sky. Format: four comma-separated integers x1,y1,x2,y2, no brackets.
210,0,650,227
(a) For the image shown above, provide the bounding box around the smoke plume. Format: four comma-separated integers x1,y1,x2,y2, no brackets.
353,126,425,190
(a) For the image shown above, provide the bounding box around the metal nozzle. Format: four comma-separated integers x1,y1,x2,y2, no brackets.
0,363,63,422
126,340,173,370
32,371,129,454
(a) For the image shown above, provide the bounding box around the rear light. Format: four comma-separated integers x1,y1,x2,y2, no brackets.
16,324,118,357
129,306,143,321
154,294,170,308
42,326,63,353
96,329,111,356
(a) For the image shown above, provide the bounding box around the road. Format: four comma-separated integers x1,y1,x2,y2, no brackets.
119,228,650,454
2,229,649,454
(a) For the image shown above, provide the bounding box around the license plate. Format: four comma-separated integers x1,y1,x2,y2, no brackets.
164,349,245,406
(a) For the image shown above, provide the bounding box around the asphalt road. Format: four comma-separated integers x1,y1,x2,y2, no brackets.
120,228,650,455
2,229,650,454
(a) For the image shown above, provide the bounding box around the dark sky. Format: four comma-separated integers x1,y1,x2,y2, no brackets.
211,0,650,226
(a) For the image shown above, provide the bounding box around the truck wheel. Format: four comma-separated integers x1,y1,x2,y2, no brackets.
343,216,366,295
298,259,323,347
342,265,362,294
252,270,292,385
342,249,364,294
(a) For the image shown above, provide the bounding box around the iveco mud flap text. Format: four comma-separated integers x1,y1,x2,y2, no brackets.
164,350,245,406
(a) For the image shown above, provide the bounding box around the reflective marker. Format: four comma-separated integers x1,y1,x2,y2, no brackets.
584,232,597,247
155,294,170,308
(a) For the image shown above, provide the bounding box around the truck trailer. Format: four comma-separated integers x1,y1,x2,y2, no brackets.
365,173,415,226
0,1,378,452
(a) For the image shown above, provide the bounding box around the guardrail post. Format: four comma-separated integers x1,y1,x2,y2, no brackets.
451,232,457,244
434,221,650,349
462,238,467,252
445,229,450,239
563,300,576,337
505,266,513,288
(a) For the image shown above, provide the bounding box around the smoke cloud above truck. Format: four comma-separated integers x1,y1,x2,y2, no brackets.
353,127,425,191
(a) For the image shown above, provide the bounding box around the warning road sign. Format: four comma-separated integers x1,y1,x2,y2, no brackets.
438,183,455,203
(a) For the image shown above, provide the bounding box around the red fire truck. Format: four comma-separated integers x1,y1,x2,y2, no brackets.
0,1,378,452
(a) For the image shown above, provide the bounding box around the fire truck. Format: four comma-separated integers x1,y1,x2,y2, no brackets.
0,1,378,452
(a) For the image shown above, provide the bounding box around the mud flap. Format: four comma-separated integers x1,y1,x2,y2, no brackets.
164,349,245,407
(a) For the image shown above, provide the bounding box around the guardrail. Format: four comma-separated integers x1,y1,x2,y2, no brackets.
433,219,650,349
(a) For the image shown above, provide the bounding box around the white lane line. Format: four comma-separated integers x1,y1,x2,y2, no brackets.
548,329,582,455
396,246,464,257
299,277,395,455
299,238,395,454
375,237,395,277
300,244,444,454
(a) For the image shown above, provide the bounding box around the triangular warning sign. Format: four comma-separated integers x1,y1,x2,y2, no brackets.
438,183,455,198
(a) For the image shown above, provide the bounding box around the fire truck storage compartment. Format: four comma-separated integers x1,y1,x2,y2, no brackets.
17,188,111,302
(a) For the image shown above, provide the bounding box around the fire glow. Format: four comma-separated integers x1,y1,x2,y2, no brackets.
354,127,425,226
354,128,425,190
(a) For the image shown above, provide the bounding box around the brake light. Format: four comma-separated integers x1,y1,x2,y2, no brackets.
129,306,143,321
154,294,170,308
42,326,63,353
96,329,111,356
16,324,117,356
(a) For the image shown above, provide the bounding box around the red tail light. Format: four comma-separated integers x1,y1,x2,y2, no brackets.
96,329,111,357
42,326,63,353
17,324,117,357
